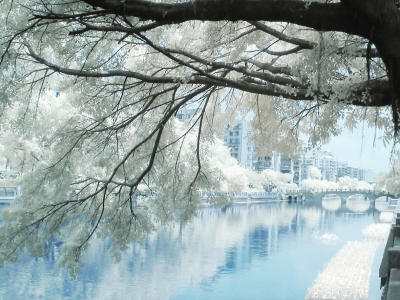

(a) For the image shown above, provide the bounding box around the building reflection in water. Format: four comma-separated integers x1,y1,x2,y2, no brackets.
0,198,387,300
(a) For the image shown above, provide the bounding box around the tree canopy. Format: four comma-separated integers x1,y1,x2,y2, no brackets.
0,0,399,274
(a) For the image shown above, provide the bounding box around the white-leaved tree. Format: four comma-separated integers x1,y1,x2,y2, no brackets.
376,151,400,195
309,166,323,180
0,0,399,275
260,169,296,192
301,175,373,191
301,178,339,191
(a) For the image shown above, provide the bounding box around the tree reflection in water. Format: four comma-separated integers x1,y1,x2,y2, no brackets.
0,200,389,299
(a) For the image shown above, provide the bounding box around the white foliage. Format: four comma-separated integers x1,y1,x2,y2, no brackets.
204,138,249,192
309,166,322,180
301,179,339,190
376,151,400,195
301,176,372,191
261,168,292,185
0,0,392,274
338,176,372,190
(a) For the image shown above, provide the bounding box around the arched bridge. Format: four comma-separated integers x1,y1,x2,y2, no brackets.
286,189,395,201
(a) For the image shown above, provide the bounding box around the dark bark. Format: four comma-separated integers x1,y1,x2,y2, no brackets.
82,0,369,37
341,0,400,133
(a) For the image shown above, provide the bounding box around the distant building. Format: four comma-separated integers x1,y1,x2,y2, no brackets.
331,161,376,183
176,107,201,122
254,155,279,172
312,149,337,181
176,110,376,184
336,162,348,178
363,169,376,183
292,160,301,185
280,157,292,174
299,156,314,181
223,122,254,169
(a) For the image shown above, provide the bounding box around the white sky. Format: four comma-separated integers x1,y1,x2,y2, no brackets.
323,126,395,174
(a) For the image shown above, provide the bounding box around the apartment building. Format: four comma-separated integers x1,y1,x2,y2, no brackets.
177,109,375,184
176,107,201,122
223,122,254,169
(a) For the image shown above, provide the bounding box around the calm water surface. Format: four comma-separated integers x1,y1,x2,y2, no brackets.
0,199,388,300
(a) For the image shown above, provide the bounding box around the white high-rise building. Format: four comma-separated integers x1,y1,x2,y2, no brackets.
223,121,254,169
176,109,375,184
301,149,337,181
176,107,201,122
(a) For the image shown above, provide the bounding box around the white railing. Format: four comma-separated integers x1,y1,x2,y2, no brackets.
286,188,381,194
394,198,400,214
0,186,21,204
201,191,279,199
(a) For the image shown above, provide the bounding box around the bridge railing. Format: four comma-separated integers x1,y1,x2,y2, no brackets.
285,188,389,195
0,186,21,204
200,189,390,199
201,191,279,199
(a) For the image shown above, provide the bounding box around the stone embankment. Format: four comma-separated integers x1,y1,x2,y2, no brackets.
380,200,400,300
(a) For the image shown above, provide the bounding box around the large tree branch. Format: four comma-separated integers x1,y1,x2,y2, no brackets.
68,21,173,35
27,45,302,99
80,0,370,38
249,21,316,49
160,47,306,88
248,60,292,76
27,45,390,107
262,46,305,56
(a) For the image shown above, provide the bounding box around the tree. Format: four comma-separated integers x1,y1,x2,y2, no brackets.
301,175,373,191
0,0,399,274
376,151,400,195
309,166,322,180
260,168,296,192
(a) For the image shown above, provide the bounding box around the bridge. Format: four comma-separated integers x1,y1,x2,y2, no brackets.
200,189,395,206
0,186,21,204
1,186,395,206
285,189,395,201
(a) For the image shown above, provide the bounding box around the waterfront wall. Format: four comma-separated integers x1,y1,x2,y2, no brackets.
380,202,400,300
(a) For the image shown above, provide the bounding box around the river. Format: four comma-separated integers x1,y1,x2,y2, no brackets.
0,197,391,299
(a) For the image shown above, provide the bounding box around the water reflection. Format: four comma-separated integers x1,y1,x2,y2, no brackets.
375,197,390,212
321,194,342,211
0,200,385,300
346,195,371,213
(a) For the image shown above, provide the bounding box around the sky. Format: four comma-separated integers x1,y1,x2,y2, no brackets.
323,126,394,174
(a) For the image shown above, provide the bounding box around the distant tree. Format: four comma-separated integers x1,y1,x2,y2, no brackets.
376,152,400,195
301,176,372,190
260,169,295,191
301,178,339,190
338,175,373,190
0,0,399,273
309,166,323,180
